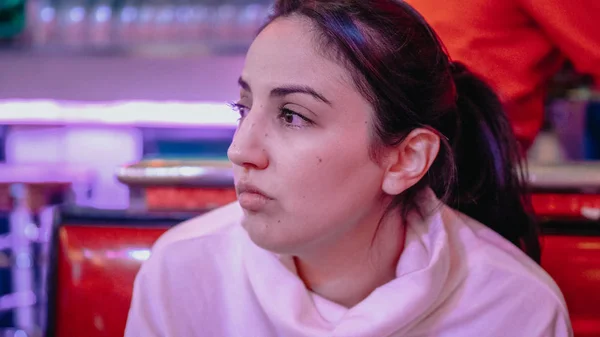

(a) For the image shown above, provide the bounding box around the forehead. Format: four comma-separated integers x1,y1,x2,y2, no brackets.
243,15,354,93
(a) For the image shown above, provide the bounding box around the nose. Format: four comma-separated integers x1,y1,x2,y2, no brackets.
228,115,269,171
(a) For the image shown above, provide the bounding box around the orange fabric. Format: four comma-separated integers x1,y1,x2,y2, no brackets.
405,0,600,149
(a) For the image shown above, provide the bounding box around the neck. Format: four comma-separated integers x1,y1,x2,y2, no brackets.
292,208,406,308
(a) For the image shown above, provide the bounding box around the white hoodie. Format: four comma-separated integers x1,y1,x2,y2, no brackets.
125,195,572,337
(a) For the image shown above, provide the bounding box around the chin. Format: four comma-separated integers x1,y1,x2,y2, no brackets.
241,216,304,254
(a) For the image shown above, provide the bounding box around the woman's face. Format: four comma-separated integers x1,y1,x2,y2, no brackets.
228,15,389,254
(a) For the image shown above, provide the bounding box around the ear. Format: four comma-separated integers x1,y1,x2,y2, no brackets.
381,128,441,196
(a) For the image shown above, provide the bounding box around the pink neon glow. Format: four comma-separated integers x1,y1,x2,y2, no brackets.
0,100,239,128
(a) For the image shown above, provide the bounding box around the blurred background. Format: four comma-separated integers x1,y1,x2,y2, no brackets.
1,0,262,336
0,0,599,336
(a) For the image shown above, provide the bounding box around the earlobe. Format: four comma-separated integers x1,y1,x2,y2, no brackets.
381,129,441,196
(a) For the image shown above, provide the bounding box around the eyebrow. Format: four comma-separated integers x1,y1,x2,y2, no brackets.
238,77,332,106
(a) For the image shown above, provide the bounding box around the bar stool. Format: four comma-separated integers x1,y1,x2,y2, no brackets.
0,164,94,337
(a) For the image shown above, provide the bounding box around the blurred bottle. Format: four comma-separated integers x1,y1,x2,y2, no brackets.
29,0,58,46
171,0,192,42
584,96,600,160
153,0,175,42
213,0,237,40
57,0,87,47
0,0,27,39
137,0,157,43
236,1,269,40
209,0,269,44
87,0,112,47
189,0,211,40
114,0,140,45
548,88,600,161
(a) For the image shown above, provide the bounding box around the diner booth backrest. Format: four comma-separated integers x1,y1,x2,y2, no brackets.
45,206,194,337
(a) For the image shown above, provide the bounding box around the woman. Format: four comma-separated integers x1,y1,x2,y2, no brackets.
126,1,572,336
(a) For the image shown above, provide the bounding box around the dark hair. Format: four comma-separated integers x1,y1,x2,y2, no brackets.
264,0,540,262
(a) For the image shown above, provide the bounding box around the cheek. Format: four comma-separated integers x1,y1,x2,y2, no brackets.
263,143,383,251
278,136,382,208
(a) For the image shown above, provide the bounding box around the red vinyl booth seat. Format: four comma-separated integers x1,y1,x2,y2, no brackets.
45,207,192,337
533,193,600,337
541,222,600,337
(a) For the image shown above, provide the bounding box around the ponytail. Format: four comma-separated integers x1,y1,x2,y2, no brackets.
443,62,540,262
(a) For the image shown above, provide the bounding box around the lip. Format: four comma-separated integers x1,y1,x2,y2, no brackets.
236,182,273,199
236,182,274,212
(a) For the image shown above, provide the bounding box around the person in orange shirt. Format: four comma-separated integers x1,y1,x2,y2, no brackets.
405,0,600,150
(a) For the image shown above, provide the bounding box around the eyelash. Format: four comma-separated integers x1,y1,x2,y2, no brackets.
228,102,249,119
228,102,314,129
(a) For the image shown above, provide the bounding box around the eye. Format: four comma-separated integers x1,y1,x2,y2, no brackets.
229,102,250,119
278,108,313,128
